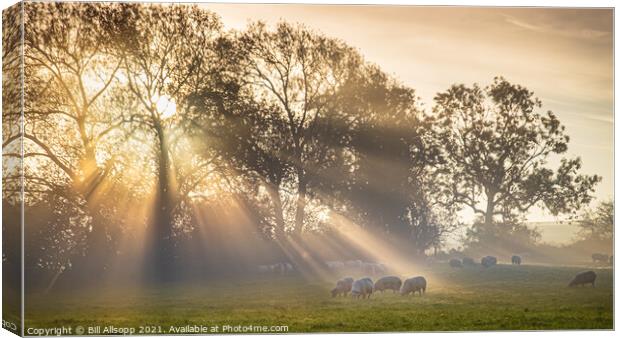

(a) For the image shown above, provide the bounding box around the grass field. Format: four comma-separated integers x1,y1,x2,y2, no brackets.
24,264,613,333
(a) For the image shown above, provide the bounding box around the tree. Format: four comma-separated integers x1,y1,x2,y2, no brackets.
15,2,132,284
237,22,362,235
183,36,293,238
434,77,601,226
2,4,24,300
119,4,223,280
22,3,129,197
343,65,456,254
577,200,613,241
462,219,541,256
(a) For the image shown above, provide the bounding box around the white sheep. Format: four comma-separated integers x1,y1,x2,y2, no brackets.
362,262,387,275
284,262,293,272
345,260,363,268
331,277,354,297
351,277,374,299
257,265,271,273
270,262,293,275
374,276,402,293
326,261,345,270
400,276,427,296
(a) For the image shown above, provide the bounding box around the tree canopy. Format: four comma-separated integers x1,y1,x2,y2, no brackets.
2,3,604,289
434,77,601,226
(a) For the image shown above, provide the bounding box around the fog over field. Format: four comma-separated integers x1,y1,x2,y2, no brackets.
2,2,613,334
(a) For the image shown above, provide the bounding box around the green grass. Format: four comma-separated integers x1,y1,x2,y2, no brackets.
24,264,613,333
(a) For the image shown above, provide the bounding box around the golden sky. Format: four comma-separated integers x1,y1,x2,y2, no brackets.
203,4,613,225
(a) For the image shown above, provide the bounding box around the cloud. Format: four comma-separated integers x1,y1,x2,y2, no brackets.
503,14,611,42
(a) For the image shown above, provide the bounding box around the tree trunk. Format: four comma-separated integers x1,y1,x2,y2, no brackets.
484,192,496,226
264,183,286,238
44,268,65,294
294,176,307,235
64,148,111,286
73,215,109,280
148,120,176,283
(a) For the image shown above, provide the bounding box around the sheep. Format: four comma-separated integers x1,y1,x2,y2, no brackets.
361,262,374,274
257,265,271,273
284,263,293,273
362,262,386,275
326,261,345,270
342,277,354,288
568,270,597,287
350,277,374,299
481,256,497,268
449,258,463,268
374,276,402,293
376,263,388,274
511,255,522,265
268,262,293,274
400,276,427,296
271,263,282,274
462,257,475,266
592,253,609,263
331,277,354,297
345,260,363,268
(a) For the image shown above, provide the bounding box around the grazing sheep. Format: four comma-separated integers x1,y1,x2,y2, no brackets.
257,265,271,273
331,277,354,297
376,263,388,274
326,261,345,270
481,256,497,268
345,260,363,268
511,255,522,265
462,257,475,266
361,262,375,274
361,277,373,285
592,253,609,263
568,270,597,287
449,258,463,268
272,262,291,274
351,278,374,299
362,262,386,275
374,276,402,293
400,276,427,296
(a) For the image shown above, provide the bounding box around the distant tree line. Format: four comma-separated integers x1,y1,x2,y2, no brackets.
2,3,601,288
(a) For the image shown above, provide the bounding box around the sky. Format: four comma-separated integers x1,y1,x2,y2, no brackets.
201,4,613,240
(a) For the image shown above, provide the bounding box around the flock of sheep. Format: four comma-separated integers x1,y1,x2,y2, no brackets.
447,255,519,268
331,275,427,299
258,253,600,298
592,253,613,264
257,260,388,275
446,255,597,287
450,256,506,268
326,260,388,275
256,262,294,274
327,254,599,299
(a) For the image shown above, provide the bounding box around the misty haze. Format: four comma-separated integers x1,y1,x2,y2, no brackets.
1,2,613,334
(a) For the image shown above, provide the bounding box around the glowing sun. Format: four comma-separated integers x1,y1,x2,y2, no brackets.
153,94,177,119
